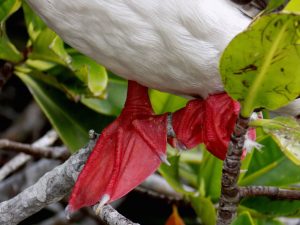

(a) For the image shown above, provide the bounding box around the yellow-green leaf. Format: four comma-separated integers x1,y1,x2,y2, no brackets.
0,34,23,62
29,28,65,65
232,212,256,225
16,71,112,151
251,117,300,165
23,2,47,41
285,0,300,13
150,89,187,114
70,55,108,97
220,13,300,117
190,196,216,225
50,36,72,65
0,0,21,22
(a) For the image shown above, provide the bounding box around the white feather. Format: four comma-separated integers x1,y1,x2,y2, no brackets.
26,0,250,98
25,0,300,116
273,98,300,118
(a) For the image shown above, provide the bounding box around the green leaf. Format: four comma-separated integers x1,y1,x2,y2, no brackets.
16,71,112,151
81,79,126,116
265,0,286,13
70,55,108,97
26,59,56,71
0,0,23,62
241,196,300,217
23,2,47,41
198,150,222,201
29,28,65,65
178,162,198,188
285,0,300,13
232,212,256,225
255,218,284,225
24,59,118,115
240,136,300,186
150,89,187,114
0,0,21,22
255,219,283,225
239,147,255,182
159,156,191,195
190,196,216,225
20,64,88,101
49,43,109,99
50,36,72,65
88,66,107,97
220,14,300,117
251,117,300,165
0,33,23,62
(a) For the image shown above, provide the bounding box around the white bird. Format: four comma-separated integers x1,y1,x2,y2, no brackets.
25,0,252,97
25,0,299,212
26,0,299,113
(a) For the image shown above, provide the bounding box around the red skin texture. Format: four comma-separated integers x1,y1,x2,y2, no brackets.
68,81,168,212
69,82,246,211
169,93,241,160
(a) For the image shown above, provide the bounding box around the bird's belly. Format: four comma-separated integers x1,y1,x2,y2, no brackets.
26,0,250,97
89,41,224,97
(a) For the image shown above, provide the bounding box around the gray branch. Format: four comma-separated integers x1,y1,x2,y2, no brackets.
0,137,95,225
136,173,183,201
0,132,139,225
93,204,140,225
217,115,249,225
0,130,59,181
0,139,70,160
239,186,300,200
0,159,60,202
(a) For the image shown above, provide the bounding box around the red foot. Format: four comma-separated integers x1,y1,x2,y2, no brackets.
169,93,241,160
69,85,248,212
68,81,168,212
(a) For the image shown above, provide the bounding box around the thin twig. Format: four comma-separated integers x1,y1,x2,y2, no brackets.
0,159,60,202
217,115,249,225
92,204,140,225
239,186,300,200
136,173,183,201
0,139,70,160
0,130,59,181
0,153,31,181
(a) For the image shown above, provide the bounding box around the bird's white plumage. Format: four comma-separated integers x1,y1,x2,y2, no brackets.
26,0,250,98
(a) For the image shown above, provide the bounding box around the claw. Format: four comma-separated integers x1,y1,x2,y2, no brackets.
167,113,187,152
159,154,171,166
64,205,72,220
167,113,176,138
95,194,110,215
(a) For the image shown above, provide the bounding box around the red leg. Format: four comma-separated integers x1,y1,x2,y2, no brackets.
68,81,168,212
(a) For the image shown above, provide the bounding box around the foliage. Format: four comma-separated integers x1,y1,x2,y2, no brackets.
250,117,300,165
220,13,300,117
1,0,300,224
